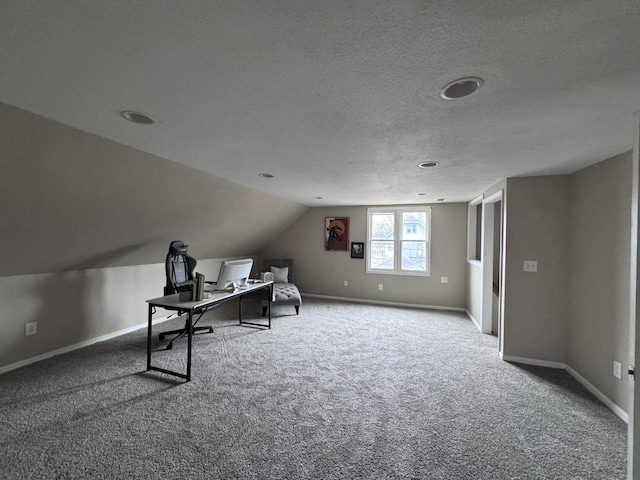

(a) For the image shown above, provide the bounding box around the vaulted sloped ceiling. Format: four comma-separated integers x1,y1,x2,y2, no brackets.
0,103,308,277
0,1,639,206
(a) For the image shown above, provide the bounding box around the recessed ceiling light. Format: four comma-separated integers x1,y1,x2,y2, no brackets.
258,173,275,178
418,161,439,169
417,193,427,196
440,77,483,100
313,196,323,200
120,110,156,124
437,198,445,202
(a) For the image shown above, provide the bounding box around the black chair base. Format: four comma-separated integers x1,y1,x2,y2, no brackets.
159,325,214,350
159,325,213,340
159,308,215,350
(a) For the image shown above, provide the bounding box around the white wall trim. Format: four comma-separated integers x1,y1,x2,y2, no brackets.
480,195,498,334
467,194,484,262
466,309,481,331
501,354,629,423
483,190,503,204
565,364,629,424
0,313,176,376
302,293,466,312
501,354,565,369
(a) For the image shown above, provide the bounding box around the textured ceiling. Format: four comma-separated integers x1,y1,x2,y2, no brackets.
1,0,639,206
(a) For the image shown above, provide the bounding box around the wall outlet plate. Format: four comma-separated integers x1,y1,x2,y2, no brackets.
378,284,383,291
440,276,448,283
523,260,538,272
25,322,37,336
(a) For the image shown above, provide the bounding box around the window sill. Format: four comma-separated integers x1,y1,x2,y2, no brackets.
366,269,431,277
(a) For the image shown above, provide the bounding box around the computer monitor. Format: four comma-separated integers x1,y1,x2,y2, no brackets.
214,258,253,290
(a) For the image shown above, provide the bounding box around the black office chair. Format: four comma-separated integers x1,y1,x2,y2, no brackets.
159,240,214,349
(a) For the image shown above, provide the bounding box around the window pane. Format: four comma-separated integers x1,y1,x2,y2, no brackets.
371,213,394,240
370,240,394,270
367,207,430,276
401,241,426,271
402,211,426,240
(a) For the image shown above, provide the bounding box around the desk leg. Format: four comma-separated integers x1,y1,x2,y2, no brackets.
186,310,193,382
237,284,271,329
268,283,272,329
146,303,153,371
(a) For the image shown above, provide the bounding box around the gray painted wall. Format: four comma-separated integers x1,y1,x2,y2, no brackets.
259,204,468,309
503,175,570,362
0,264,162,368
0,258,251,369
0,102,308,276
567,152,631,412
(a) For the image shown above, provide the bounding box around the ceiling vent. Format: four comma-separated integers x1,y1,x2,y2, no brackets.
120,111,156,124
418,161,439,169
440,77,483,100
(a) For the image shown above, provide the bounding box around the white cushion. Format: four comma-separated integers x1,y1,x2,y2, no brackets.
271,266,289,283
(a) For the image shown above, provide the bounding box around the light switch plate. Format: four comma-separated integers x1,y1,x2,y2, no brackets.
613,361,622,379
440,276,448,283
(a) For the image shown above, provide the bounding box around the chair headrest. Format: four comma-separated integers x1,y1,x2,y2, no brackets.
169,241,188,256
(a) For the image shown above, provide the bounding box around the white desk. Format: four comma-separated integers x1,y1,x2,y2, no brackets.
146,281,273,382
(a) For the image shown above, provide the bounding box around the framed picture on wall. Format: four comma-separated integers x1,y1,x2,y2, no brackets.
325,217,349,251
351,242,364,259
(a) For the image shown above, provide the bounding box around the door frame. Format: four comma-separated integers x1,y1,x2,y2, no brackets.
628,111,639,479
480,190,504,344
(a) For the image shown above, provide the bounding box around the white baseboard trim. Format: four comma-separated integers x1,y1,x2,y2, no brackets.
0,313,177,376
565,364,629,423
465,309,481,331
301,293,466,312
500,354,628,423
501,354,566,370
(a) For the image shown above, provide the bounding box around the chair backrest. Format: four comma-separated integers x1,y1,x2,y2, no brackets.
164,241,197,295
263,258,295,284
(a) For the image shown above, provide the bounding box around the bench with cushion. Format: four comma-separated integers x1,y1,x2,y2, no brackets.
262,258,301,316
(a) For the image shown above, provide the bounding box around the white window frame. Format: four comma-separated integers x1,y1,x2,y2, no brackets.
366,206,431,276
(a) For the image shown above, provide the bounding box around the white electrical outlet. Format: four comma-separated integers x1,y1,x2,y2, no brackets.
613,361,622,379
25,322,38,336
378,284,383,291
523,260,538,272
344,280,348,287
440,276,448,284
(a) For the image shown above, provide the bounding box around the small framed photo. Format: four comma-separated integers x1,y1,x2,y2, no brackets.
351,242,364,259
